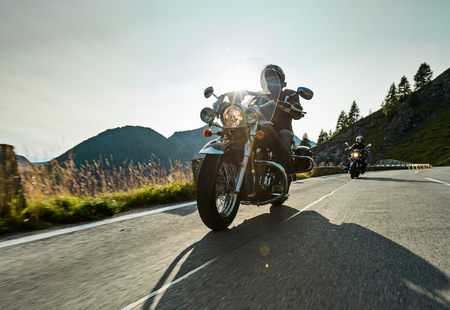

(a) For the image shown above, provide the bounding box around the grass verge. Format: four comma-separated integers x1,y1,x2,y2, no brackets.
0,182,196,236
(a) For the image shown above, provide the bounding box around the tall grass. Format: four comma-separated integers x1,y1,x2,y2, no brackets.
22,154,193,199
1,156,195,235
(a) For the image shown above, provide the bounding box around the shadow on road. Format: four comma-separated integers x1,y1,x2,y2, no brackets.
141,208,449,309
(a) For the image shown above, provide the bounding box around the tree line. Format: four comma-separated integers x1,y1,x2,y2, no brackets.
313,62,433,145
381,62,433,118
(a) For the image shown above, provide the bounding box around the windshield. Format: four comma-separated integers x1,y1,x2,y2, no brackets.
216,58,281,122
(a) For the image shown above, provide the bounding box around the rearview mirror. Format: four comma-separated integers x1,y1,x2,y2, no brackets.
366,143,372,149
297,87,314,100
345,142,349,146
204,86,214,98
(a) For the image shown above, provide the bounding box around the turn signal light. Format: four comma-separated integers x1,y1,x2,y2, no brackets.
203,129,213,137
255,131,265,140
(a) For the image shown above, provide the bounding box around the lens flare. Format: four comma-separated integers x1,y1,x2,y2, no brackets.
260,246,270,256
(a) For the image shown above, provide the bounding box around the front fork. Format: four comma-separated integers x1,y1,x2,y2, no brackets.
233,132,256,195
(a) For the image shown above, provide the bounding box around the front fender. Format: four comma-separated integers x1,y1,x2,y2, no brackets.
199,139,230,155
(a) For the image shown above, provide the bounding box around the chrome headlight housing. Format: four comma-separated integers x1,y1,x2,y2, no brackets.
200,107,215,124
221,105,244,128
244,107,259,125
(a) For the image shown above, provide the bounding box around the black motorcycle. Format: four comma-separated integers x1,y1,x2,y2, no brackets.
344,142,372,179
196,82,314,230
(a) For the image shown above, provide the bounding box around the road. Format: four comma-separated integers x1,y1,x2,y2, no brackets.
1,167,449,309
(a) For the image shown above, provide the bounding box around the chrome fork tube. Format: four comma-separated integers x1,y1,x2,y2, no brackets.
233,126,257,194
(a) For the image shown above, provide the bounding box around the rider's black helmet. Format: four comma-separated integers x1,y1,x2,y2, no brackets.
260,64,287,94
356,135,364,143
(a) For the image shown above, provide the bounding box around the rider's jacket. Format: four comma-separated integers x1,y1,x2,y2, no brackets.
269,89,303,132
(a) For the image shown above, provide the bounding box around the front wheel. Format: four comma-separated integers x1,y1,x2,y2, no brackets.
350,162,357,179
196,154,240,230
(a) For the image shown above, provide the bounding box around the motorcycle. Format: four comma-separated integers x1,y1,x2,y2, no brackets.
196,78,314,230
344,142,372,179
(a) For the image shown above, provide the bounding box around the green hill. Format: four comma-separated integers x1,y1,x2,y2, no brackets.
55,125,214,168
312,67,450,166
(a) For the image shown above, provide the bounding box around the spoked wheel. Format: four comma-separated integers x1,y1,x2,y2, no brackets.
196,154,240,230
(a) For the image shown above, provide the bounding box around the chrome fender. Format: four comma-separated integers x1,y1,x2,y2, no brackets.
199,139,229,155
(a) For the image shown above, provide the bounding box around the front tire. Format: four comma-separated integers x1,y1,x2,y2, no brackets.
350,163,356,179
196,154,240,230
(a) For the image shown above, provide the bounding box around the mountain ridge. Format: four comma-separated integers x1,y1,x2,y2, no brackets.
54,125,215,167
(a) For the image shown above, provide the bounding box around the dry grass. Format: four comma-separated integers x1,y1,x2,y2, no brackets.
21,155,193,200
1,156,195,235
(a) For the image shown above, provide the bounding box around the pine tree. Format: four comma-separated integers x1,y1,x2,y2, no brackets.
323,130,329,142
413,62,433,90
335,110,348,133
317,129,329,144
382,83,400,117
398,75,411,100
300,133,311,147
383,83,398,106
347,101,361,125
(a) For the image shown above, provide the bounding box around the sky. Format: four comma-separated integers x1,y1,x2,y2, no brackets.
1,0,449,162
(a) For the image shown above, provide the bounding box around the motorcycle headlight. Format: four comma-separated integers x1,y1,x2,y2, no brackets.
244,107,259,125
353,152,359,158
221,105,244,128
200,107,215,124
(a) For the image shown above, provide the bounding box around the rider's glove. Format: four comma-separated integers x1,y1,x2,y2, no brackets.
277,101,304,120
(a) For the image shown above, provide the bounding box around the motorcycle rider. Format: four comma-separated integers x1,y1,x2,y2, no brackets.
346,135,368,173
259,64,304,189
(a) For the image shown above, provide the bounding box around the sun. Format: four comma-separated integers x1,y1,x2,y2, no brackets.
216,58,268,94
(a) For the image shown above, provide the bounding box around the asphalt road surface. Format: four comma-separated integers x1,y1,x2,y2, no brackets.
1,167,449,310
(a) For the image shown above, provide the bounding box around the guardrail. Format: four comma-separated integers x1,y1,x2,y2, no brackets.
192,158,433,182
312,163,433,174
367,164,433,171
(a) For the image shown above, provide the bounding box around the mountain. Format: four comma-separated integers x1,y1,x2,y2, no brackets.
55,125,214,167
312,67,450,166
17,155,34,173
293,135,316,148
168,125,214,161
53,124,316,169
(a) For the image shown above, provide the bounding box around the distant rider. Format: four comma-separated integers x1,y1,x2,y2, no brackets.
259,64,304,188
346,135,368,173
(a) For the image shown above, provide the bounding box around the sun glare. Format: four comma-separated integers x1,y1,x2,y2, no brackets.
217,59,267,94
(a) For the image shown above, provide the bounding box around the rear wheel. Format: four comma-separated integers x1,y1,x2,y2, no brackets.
196,154,240,230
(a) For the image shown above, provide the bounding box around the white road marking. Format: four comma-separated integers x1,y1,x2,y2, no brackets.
283,179,354,223
121,256,219,310
425,178,450,186
0,201,196,249
121,179,354,310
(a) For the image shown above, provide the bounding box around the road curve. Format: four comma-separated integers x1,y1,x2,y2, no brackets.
1,167,449,309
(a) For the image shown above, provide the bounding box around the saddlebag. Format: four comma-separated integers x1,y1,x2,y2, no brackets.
292,146,314,173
